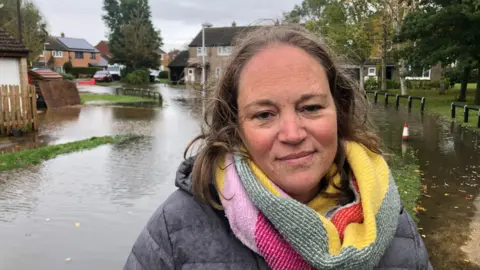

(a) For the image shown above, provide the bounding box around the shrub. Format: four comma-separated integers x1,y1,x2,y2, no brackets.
364,77,379,91
158,70,169,79
62,73,75,81
69,67,102,78
123,69,150,85
63,61,73,74
387,80,401,90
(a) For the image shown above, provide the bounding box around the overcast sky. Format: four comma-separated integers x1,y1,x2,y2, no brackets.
32,0,302,52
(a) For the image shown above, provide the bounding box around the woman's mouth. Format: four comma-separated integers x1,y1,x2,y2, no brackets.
277,151,316,165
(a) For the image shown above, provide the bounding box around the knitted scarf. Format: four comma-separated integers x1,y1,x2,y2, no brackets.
215,142,401,270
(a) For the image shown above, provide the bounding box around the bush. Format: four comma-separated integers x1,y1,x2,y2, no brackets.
407,80,440,90
387,80,401,90
62,73,75,81
63,61,73,74
69,67,102,78
158,70,169,79
123,69,150,85
364,77,379,91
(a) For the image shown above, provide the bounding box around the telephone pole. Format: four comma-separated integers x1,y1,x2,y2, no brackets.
16,0,23,42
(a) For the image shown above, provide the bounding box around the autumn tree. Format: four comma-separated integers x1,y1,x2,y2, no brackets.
0,0,48,63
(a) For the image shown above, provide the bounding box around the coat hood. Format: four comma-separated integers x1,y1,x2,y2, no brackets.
175,156,195,195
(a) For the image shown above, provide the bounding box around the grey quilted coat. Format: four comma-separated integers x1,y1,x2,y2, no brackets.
124,157,433,270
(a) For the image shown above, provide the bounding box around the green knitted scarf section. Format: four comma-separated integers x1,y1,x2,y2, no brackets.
233,154,401,269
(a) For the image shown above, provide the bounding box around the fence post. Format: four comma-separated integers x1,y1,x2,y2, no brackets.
408,96,412,110
395,94,400,109
451,103,455,118
374,92,378,104
385,93,389,105
464,105,469,123
421,97,426,113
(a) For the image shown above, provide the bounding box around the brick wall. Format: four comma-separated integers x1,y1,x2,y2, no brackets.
39,51,100,68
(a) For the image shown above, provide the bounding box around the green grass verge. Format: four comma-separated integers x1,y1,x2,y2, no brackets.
387,153,422,223
0,136,130,171
159,78,169,84
80,93,153,104
389,83,479,129
95,81,123,87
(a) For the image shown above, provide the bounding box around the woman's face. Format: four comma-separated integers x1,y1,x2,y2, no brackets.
237,44,338,203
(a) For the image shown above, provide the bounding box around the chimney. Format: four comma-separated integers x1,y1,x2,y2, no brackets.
232,21,237,27
61,32,65,38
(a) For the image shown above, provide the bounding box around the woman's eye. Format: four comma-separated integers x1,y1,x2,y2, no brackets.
302,105,322,113
254,112,274,120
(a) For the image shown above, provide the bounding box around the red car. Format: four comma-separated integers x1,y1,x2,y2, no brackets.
93,71,113,82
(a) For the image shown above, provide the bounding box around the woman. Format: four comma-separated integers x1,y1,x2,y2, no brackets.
124,25,432,270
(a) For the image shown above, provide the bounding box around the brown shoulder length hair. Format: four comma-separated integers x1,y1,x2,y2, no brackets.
185,24,381,208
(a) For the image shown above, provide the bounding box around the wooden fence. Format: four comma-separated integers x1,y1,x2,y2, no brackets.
0,85,38,136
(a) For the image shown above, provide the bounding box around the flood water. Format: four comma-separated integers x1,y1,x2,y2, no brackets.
0,85,479,269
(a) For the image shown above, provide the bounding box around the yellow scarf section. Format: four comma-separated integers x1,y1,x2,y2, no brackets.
245,142,391,255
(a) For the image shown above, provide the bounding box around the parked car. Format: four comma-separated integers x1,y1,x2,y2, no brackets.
93,71,113,82
107,64,123,80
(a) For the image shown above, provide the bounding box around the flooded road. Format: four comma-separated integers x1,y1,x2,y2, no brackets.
372,106,480,269
0,85,479,269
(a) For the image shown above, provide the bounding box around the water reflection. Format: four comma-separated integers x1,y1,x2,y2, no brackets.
372,105,480,269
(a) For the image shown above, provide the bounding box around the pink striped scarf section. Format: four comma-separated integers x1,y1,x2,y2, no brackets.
219,154,312,269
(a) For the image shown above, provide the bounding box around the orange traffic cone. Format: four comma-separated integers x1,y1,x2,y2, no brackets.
402,122,409,141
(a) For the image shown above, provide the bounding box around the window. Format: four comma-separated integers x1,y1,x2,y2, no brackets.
196,47,206,56
406,66,431,80
75,52,84,59
368,67,376,76
215,67,222,78
188,69,193,74
90,53,96,59
40,51,44,57
422,69,431,78
52,51,63,58
217,46,232,56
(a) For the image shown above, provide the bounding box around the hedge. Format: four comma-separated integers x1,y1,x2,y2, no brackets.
159,70,169,79
364,78,445,91
69,67,102,78
122,69,150,85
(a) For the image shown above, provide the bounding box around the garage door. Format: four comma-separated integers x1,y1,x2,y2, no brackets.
0,58,21,86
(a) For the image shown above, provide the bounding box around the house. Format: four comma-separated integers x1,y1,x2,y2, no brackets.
39,33,101,73
158,49,168,71
95,40,112,62
182,23,443,85
361,58,442,82
168,50,189,84
0,27,29,88
95,40,112,67
185,24,253,84
168,50,181,63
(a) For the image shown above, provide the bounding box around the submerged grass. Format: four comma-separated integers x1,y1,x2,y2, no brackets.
389,84,478,129
387,152,422,222
0,136,131,171
80,93,153,104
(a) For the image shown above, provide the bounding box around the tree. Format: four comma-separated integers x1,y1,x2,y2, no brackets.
283,0,377,90
0,0,48,63
102,0,163,70
373,0,418,95
400,0,480,104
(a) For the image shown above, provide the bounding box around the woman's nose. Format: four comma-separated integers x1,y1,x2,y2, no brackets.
278,114,307,145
